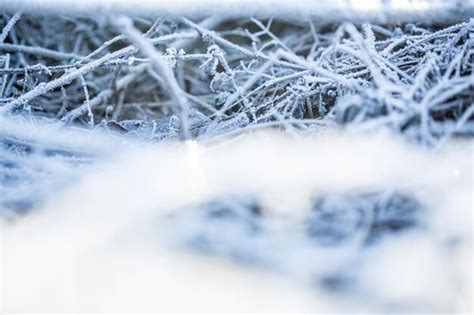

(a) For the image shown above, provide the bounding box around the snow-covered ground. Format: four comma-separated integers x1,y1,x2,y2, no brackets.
1,116,472,312
0,2,473,313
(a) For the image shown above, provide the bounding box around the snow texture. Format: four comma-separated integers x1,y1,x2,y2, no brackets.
0,6,473,314
1,130,472,312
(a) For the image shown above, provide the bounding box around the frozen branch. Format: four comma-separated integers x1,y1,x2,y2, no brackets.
113,15,190,140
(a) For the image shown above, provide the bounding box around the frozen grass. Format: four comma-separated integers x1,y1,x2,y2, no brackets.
0,13,472,144
0,8,473,314
0,115,119,217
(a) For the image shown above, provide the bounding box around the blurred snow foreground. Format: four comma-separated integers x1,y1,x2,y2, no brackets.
0,2,473,313
1,116,472,312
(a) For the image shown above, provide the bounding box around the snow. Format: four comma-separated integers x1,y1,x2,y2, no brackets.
0,3,473,313
1,0,473,23
1,125,472,312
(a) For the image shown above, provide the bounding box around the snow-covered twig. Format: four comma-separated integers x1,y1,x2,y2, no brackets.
113,15,191,140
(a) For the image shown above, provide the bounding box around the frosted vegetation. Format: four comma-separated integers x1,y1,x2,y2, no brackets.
0,14,472,143
0,10,472,313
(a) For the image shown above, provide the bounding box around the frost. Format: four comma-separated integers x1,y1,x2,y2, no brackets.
0,14,471,144
0,7,472,314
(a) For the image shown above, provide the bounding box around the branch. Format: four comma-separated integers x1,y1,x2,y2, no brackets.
113,15,191,141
